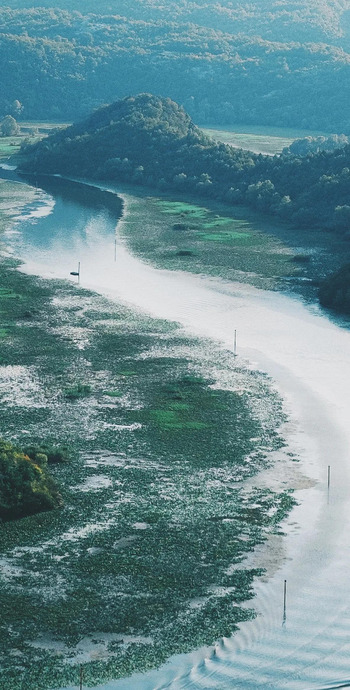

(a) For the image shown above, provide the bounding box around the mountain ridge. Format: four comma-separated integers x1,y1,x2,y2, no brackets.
1,4,350,130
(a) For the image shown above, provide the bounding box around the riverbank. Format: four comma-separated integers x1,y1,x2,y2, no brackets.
92,177,350,310
0,177,299,690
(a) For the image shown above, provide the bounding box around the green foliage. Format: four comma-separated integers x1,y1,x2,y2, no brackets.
0,205,294,688
283,134,349,157
0,438,62,520
1,3,350,130
23,443,71,464
319,263,350,313
64,382,91,400
19,93,350,235
0,115,20,137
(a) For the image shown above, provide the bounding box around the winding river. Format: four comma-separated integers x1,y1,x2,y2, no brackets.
3,172,350,690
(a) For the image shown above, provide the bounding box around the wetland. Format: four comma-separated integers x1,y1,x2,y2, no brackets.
2,128,350,688
0,172,298,689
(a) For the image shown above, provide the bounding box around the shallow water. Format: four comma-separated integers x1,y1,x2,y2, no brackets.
3,175,350,689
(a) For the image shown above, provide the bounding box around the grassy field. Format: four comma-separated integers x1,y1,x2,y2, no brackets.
0,136,23,161
0,178,297,689
200,124,329,155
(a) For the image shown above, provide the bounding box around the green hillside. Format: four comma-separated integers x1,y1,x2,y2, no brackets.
1,3,350,130
19,93,350,234
3,1,350,46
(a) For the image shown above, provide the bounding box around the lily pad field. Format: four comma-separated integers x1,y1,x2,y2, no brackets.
117,190,308,291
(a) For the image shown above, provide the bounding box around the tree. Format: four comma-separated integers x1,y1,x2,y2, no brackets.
11,99,23,117
334,205,350,231
0,438,62,520
0,115,20,137
319,264,350,314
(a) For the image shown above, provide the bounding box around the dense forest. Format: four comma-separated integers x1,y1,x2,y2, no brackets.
4,0,350,46
19,93,350,234
1,1,350,130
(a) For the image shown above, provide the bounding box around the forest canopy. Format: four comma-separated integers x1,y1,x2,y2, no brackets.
1,2,350,130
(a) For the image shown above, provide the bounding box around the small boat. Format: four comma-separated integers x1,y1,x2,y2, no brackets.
70,262,80,278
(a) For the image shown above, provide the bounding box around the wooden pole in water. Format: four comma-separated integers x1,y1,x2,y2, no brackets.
283,579,287,623
80,664,84,690
328,465,331,489
234,329,237,357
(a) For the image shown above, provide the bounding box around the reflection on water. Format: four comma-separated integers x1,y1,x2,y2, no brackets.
4,174,122,265
4,175,350,690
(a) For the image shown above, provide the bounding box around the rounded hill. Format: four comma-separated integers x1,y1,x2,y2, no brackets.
19,92,256,186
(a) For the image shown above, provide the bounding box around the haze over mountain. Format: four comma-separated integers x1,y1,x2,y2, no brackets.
1,0,350,131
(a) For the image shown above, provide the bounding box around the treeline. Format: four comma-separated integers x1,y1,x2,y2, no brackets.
3,0,350,47
19,93,350,234
1,5,350,131
283,135,349,157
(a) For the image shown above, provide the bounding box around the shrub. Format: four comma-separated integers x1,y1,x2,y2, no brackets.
24,443,71,464
0,439,63,520
319,263,350,314
64,382,91,400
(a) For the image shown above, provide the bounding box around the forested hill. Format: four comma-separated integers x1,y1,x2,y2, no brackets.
4,0,350,47
19,93,350,233
1,2,350,131
19,93,258,181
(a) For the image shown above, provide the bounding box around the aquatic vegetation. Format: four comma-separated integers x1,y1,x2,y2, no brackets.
0,136,22,161
158,201,208,217
120,191,300,290
198,231,251,243
103,390,123,398
64,382,92,400
0,287,21,300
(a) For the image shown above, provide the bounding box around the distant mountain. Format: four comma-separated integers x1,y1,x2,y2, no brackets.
1,3,350,130
19,93,350,235
3,1,350,47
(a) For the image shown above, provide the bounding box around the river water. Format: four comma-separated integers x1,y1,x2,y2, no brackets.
3,174,350,689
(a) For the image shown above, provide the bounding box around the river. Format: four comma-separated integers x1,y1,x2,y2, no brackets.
3,172,350,690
